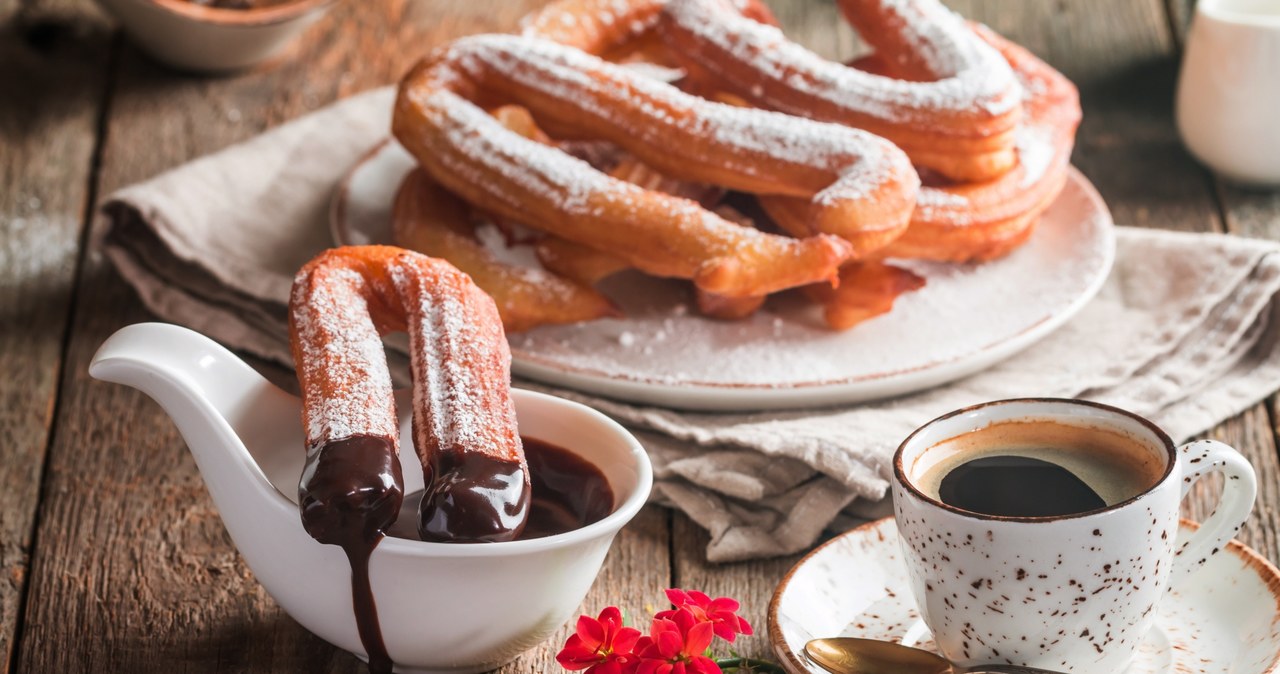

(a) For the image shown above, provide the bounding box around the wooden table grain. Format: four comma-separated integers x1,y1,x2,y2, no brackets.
0,0,1276,671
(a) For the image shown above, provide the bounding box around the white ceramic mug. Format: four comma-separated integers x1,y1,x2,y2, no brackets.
892,398,1257,672
1176,0,1280,185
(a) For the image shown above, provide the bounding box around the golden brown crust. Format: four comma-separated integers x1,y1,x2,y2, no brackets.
804,262,926,331
392,169,619,332
289,245,529,542
391,33,919,295
657,0,1023,182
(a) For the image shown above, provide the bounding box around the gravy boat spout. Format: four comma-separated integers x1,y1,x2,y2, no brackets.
89,323,653,673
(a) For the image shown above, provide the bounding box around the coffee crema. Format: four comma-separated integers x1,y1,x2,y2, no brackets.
914,420,1165,518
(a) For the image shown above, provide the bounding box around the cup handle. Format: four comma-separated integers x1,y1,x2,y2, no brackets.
1171,439,1257,583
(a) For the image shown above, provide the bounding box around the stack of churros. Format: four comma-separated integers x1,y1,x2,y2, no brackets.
387,0,1081,332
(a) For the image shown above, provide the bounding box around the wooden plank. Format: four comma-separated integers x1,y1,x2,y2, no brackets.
1218,188,1280,240
0,0,112,669
16,0,671,672
1165,0,1194,42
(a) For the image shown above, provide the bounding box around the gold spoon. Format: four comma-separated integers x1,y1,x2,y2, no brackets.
804,638,1069,674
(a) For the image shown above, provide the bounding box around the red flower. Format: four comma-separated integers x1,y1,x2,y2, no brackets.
659,589,754,643
632,607,721,674
556,606,642,674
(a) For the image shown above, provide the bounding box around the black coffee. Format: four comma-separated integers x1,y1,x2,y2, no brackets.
938,455,1106,517
917,420,1164,518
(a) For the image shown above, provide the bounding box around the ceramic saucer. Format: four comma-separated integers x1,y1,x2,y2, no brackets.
335,141,1115,412
768,517,1280,674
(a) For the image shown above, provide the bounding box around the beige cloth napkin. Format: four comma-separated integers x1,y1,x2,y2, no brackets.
99,89,1280,562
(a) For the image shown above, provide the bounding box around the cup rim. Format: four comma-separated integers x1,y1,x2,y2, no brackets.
893,397,1177,523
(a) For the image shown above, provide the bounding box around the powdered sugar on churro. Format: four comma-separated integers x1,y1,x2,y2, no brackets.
661,0,1019,124
290,249,519,465
291,266,399,449
403,33,915,256
388,261,516,457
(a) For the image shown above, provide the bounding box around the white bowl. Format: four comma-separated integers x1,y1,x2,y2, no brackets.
89,323,654,673
93,0,336,72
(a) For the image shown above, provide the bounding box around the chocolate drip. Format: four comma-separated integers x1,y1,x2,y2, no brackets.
298,436,612,674
418,453,531,543
344,537,393,674
299,435,404,674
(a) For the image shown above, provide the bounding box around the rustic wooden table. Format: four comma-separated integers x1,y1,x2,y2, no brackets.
2,0,1278,671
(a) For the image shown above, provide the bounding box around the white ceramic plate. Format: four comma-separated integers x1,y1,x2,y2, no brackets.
767,517,1280,674
333,141,1115,411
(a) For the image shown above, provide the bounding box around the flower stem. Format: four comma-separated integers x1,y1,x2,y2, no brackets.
715,657,788,673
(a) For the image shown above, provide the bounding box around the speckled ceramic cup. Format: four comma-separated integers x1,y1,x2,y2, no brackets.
893,399,1257,673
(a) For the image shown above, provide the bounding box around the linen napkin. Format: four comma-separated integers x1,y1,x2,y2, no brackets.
99,88,1280,562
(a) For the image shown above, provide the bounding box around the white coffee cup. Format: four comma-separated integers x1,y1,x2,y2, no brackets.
1176,0,1280,185
892,398,1257,672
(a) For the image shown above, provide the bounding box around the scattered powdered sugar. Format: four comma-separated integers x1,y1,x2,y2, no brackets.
617,61,687,83
914,188,974,226
520,0,663,49
661,0,1019,125
404,34,912,263
916,189,969,208
388,260,517,458
507,179,1109,388
290,251,518,465
290,265,398,449
1014,122,1055,189
909,38,1076,228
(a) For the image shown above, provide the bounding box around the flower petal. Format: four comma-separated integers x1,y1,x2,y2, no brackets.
578,615,606,648
689,655,722,674
613,626,642,654
685,620,715,656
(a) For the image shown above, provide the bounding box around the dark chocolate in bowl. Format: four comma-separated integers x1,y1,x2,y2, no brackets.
386,437,615,543
318,436,615,674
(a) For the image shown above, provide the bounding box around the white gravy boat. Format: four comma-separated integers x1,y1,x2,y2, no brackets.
89,323,653,673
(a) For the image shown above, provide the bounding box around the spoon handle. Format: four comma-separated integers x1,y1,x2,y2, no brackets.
962,666,1069,674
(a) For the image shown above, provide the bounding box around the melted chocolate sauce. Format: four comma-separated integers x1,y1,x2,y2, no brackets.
300,436,613,674
418,452,531,543
520,437,615,539
299,435,404,674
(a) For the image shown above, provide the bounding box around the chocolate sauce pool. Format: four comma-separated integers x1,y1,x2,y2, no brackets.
299,436,613,674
